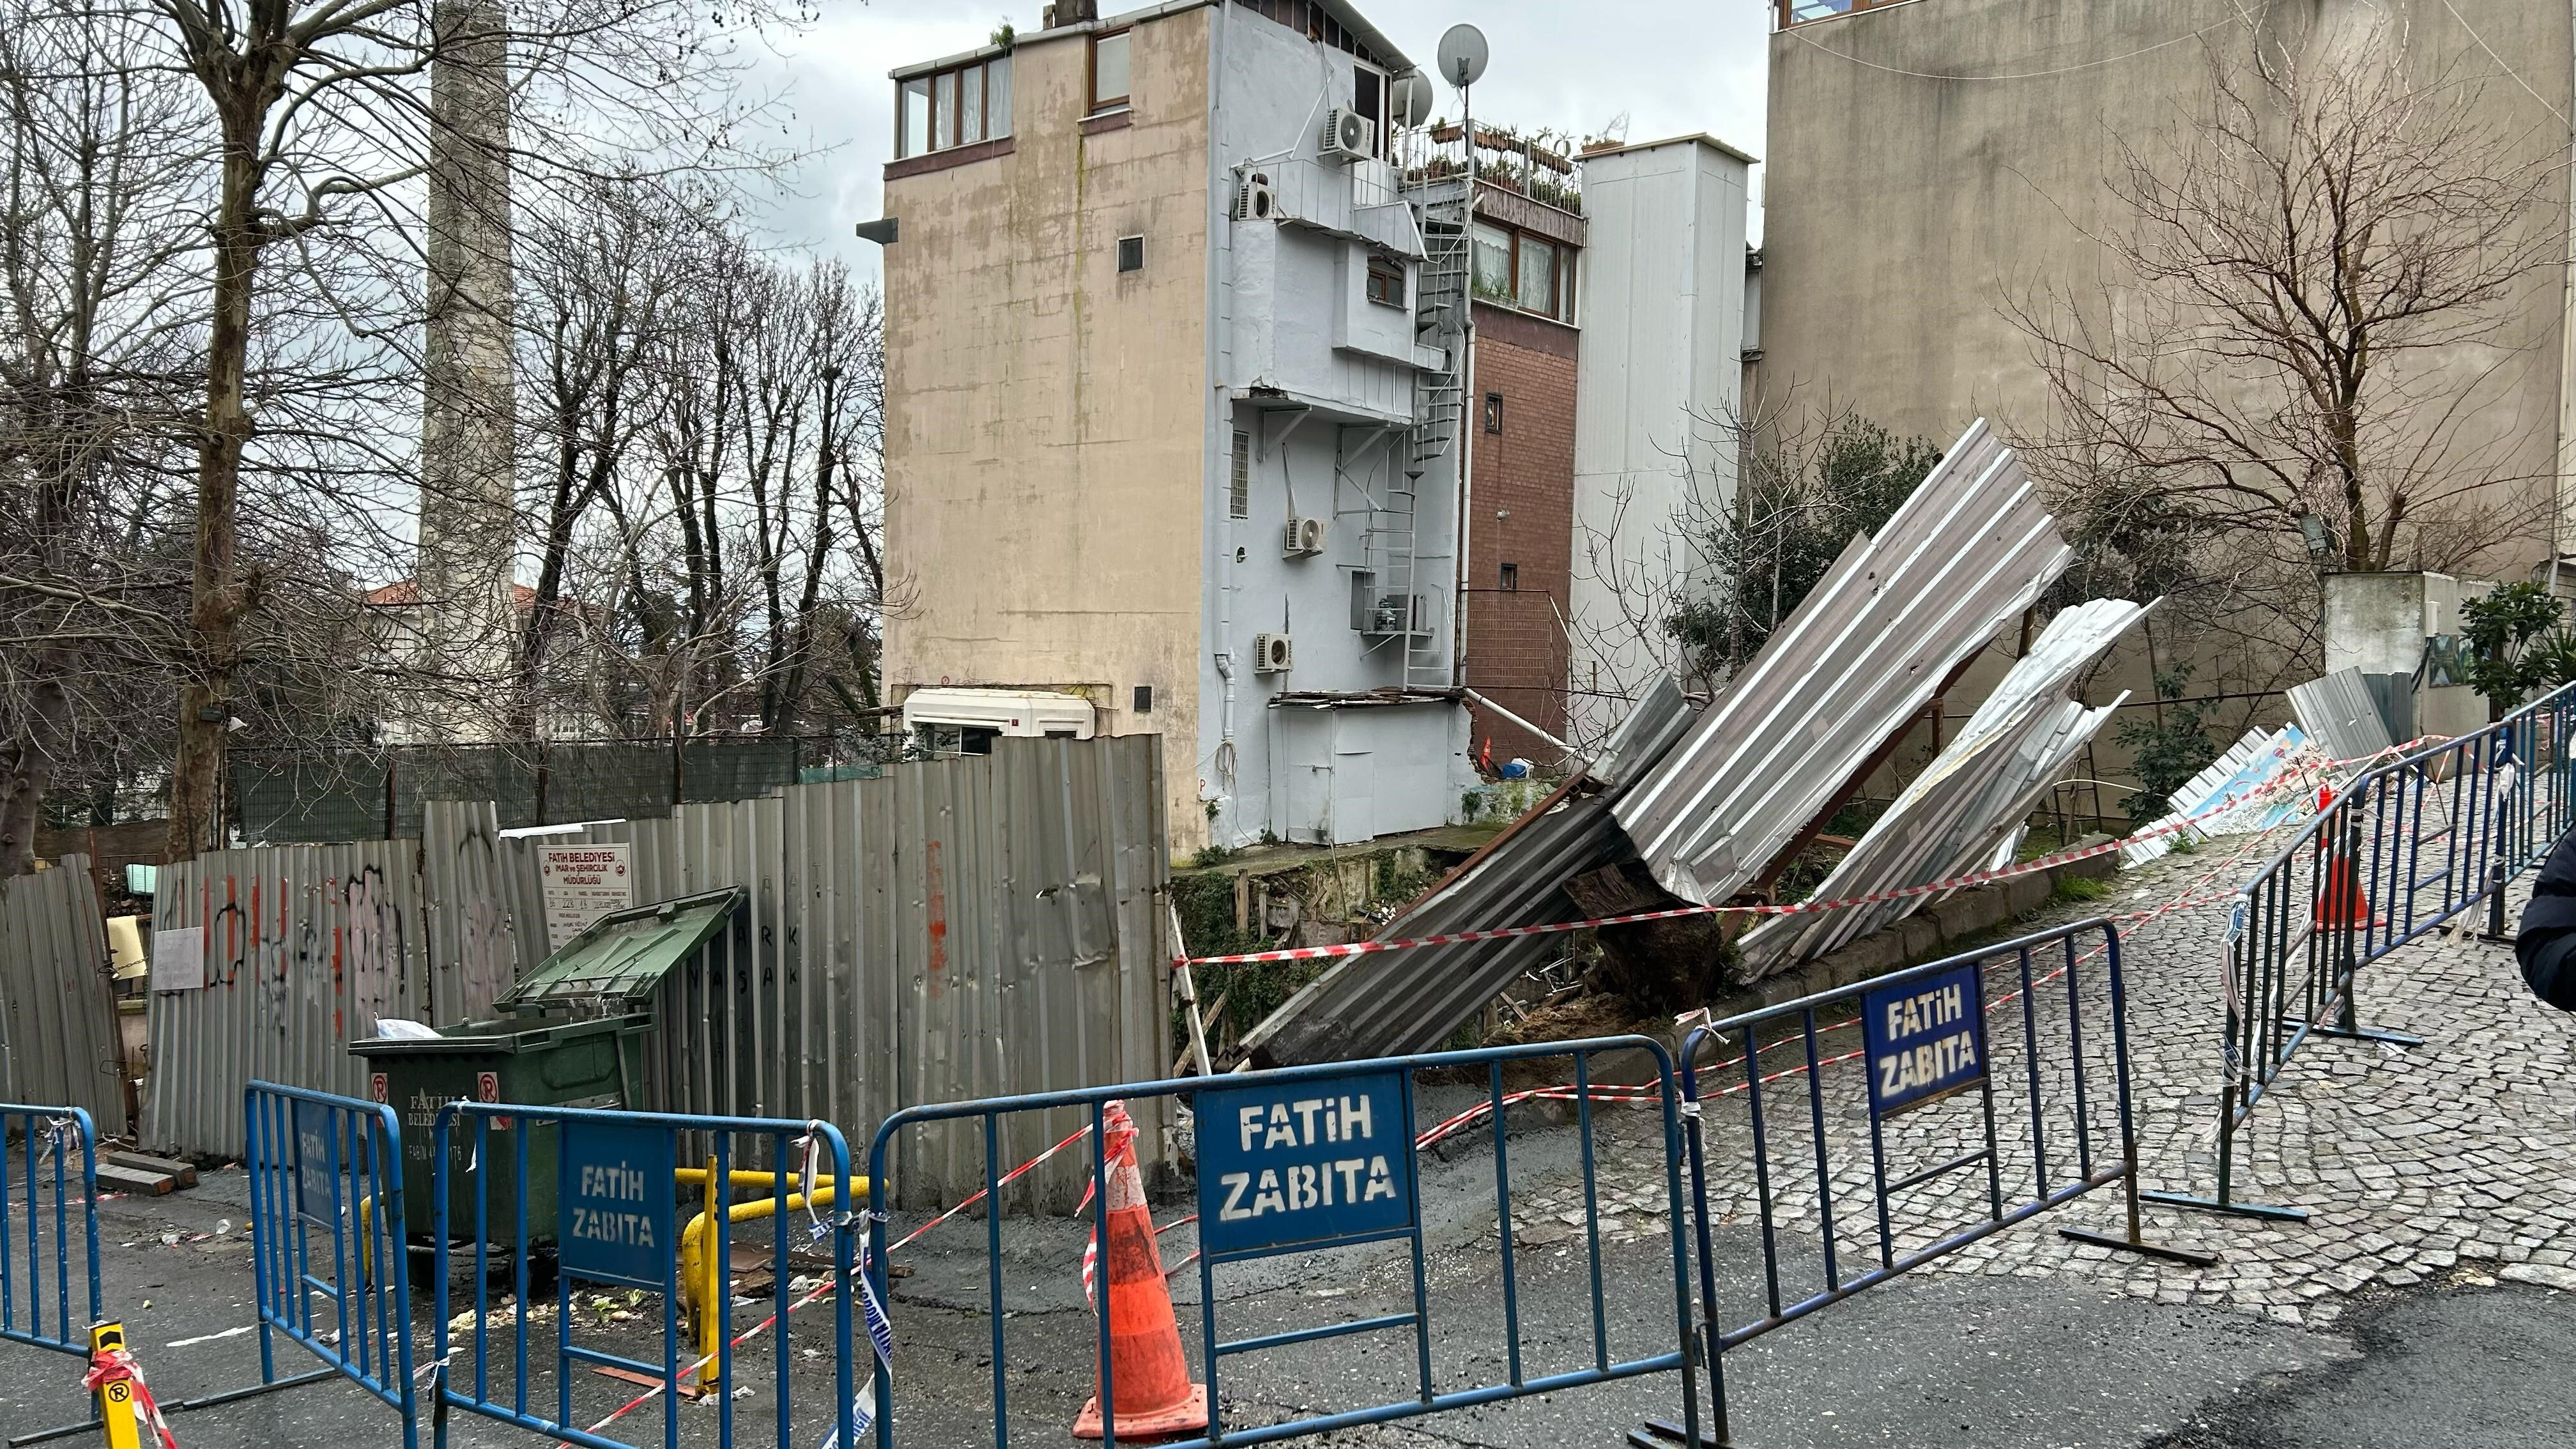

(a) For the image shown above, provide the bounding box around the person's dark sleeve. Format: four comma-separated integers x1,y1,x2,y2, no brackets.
2515,829,2576,1011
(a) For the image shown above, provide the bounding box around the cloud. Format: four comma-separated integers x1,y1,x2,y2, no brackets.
744,1,1774,279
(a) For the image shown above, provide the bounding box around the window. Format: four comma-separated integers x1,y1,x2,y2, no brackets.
1133,685,1154,714
1471,223,1512,303
1351,64,1388,158
899,77,929,155
1229,430,1250,518
1498,562,1519,592
1365,254,1405,308
895,54,1011,158
1117,235,1144,272
1233,0,1399,71
1515,234,1558,315
1483,392,1503,433
1091,30,1131,111
1777,0,1906,29
1471,219,1577,323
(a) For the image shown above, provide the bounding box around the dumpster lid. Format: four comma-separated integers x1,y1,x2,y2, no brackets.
495,887,744,1013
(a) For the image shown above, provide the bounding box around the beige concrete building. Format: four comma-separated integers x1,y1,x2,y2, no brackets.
1760,0,2572,564
1757,0,2576,756
878,2,1473,855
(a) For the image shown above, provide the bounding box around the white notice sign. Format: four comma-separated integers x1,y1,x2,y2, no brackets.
151,930,204,993
537,844,634,952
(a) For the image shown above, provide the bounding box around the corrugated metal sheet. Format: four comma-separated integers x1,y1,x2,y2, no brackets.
146,840,429,1158
2290,668,2396,765
1614,420,2074,905
422,799,519,1024
0,858,124,1128
1736,599,2145,976
2122,725,2312,867
1242,677,1696,1067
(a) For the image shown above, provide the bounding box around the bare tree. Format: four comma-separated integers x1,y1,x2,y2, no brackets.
513,185,888,744
0,2,201,875
2011,15,2557,660
124,0,812,859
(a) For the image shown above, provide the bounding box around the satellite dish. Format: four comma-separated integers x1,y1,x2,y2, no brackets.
1391,68,1435,127
1436,24,1488,89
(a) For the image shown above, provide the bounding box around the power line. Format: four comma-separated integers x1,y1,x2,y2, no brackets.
1787,1,2268,83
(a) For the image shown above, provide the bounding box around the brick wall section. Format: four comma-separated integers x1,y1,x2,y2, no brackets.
1463,302,1577,767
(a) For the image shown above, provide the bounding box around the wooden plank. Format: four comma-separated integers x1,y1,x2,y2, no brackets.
103,1152,197,1190
96,1164,174,1196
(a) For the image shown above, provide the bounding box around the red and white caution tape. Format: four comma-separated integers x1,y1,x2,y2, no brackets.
84,1346,180,1449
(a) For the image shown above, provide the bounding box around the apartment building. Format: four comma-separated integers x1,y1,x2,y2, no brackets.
876,1,1756,854
1758,0,2572,576
878,0,1468,855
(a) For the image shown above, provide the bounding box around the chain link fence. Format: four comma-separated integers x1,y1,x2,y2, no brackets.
230,732,903,843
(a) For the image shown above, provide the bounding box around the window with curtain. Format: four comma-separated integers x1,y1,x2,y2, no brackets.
1471,223,1512,303
1515,234,1557,316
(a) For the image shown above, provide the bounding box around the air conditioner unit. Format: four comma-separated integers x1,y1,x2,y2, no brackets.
1369,597,1409,636
1321,107,1375,163
1234,171,1276,222
1252,632,1295,673
1283,516,1327,556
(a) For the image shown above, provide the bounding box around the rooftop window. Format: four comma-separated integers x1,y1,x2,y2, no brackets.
1777,0,1909,27
896,54,1012,158
1233,0,1396,71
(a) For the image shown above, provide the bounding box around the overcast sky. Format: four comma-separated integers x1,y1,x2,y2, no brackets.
750,1,1775,282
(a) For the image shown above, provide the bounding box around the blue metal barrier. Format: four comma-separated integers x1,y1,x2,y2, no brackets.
430,1103,861,1449
0,1104,100,1361
863,1036,1702,1449
1681,920,2207,1446
241,1081,420,1448
2143,679,2576,1221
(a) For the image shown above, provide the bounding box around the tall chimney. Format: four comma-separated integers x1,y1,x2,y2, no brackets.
418,0,519,743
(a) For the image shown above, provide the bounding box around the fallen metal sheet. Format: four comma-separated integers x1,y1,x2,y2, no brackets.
2122,725,2312,867
1615,419,2074,906
1735,599,2145,976
1241,677,1695,1068
2290,668,2396,766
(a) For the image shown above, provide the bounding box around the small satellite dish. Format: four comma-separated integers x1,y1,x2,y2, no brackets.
1391,68,1435,126
1436,24,1488,89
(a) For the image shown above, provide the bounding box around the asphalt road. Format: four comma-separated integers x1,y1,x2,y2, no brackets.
6,1098,2574,1447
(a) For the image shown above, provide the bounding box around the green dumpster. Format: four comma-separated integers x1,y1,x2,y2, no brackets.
352,886,745,1243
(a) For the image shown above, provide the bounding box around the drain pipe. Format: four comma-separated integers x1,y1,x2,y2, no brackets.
2556,0,2576,595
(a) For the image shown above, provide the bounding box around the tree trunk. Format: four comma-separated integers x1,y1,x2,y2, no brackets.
0,666,70,878
168,134,261,863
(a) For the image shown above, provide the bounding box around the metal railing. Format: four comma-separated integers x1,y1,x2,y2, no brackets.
0,1105,100,1360
1681,919,2207,1446
2144,679,2576,1221
238,1082,421,1446
431,1103,864,1449
862,1037,1703,1449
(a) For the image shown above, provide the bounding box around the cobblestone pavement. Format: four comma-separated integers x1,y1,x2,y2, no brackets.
1517,841,2576,1337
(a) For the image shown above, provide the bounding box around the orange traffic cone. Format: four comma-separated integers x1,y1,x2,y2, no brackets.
2313,817,2374,928
2314,850,2373,926
1072,1101,1209,1441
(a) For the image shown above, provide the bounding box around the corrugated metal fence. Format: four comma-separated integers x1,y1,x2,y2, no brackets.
145,840,429,1158
151,738,1172,1204
0,857,125,1131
